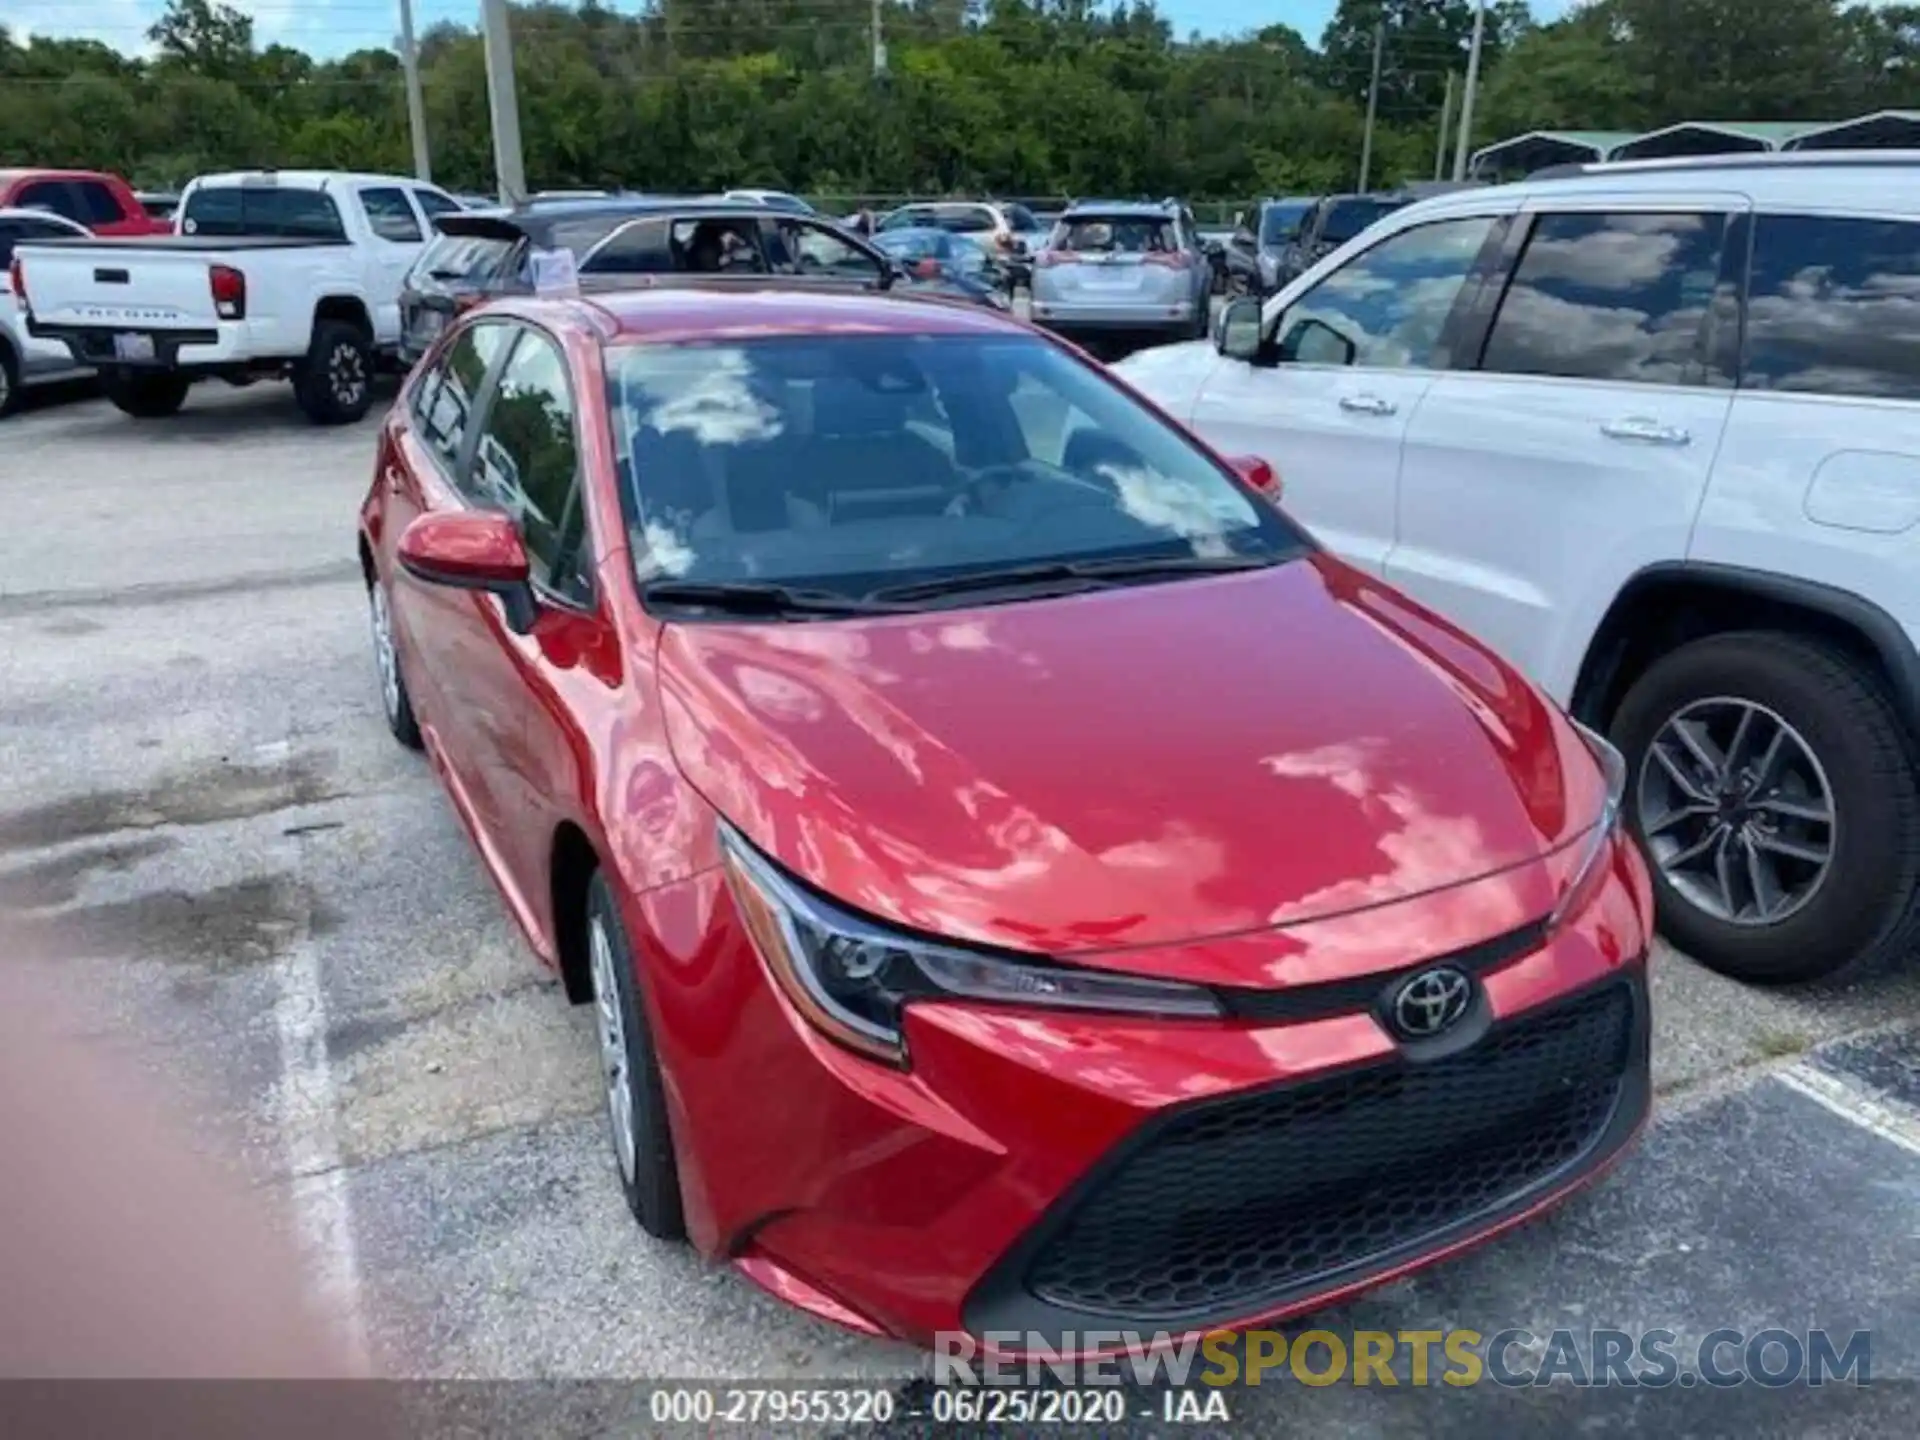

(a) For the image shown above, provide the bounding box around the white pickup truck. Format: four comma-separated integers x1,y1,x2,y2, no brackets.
11,169,464,424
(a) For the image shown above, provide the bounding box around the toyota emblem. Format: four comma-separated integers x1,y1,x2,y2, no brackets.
1389,966,1474,1040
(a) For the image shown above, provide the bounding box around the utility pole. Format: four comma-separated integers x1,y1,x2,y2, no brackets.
1452,0,1488,181
1435,71,1455,181
1358,19,1384,193
398,0,431,184
481,0,527,204
871,0,888,77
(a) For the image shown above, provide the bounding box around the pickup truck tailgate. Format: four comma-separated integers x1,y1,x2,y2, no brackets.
13,242,222,332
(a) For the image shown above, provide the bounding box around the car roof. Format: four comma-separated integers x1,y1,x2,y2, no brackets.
505,284,1030,344
0,167,118,186
1383,149,1920,226
1061,200,1178,218
186,169,437,191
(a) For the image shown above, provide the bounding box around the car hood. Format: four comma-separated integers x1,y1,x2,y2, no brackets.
658,556,1606,981
1110,340,1217,407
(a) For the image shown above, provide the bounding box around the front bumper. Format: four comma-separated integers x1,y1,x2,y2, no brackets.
634,836,1652,1351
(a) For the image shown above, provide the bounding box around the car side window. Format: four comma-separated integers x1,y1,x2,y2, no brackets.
767,220,882,280
73,181,126,226
467,330,591,602
415,322,511,474
1479,210,1729,386
583,218,767,276
360,187,424,244
16,181,80,223
414,189,463,224
1275,215,1498,370
1741,214,1920,402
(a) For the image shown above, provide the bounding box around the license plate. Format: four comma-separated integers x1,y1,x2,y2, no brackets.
112,332,155,362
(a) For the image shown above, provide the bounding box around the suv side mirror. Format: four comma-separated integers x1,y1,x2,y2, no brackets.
397,509,538,634
1216,296,1267,362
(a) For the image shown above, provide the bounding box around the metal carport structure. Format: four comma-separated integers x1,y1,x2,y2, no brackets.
1785,110,1920,150
1467,130,1638,181
1607,120,1819,161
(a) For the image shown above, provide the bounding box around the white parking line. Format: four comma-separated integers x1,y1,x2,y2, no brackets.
1777,1060,1920,1159
272,831,370,1370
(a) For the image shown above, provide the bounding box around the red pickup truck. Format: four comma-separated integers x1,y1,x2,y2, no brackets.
0,169,169,237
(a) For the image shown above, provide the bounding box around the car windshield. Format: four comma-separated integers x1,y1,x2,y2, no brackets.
873,229,946,261
1320,199,1400,245
1058,215,1178,253
412,230,514,284
1260,203,1310,246
606,333,1303,605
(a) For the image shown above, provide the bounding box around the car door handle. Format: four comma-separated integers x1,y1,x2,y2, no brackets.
1339,394,1397,417
1601,416,1691,446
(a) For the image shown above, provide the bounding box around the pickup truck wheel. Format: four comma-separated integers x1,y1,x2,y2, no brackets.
102,370,190,419
0,341,19,419
1610,631,1920,984
295,322,373,426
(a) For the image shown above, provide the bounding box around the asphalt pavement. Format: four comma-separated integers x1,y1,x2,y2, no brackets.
3,374,1919,1435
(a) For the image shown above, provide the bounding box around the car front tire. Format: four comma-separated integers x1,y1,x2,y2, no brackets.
1611,631,1920,983
367,576,422,750
586,872,687,1240
0,340,20,419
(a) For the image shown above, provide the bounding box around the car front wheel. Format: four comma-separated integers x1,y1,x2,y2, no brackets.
586,872,686,1240
1611,631,1920,983
367,577,422,750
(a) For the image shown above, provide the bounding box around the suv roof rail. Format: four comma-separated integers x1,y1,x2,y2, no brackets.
1524,148,1920,181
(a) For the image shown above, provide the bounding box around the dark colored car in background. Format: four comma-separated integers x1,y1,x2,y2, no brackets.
0,168,170,237
1273,192,1416,289
1220,195,1318,297
399,197,1001,362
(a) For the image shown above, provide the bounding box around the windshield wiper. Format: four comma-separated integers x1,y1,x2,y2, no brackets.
867,553,1278,604
641,579,910,618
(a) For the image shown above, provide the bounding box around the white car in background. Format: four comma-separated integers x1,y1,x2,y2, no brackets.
0,206,92,418
1116,151,1920,987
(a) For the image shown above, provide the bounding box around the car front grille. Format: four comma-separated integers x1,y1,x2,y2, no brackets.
1014,980,1638,1325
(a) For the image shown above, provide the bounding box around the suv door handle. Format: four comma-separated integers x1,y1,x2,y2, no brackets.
1339,394,1397,417
1601,416,1691,446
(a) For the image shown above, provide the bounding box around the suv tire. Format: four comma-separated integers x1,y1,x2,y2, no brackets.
0,340,19,419
102,370,190,419
1610,631,1920,984
294,321,374,426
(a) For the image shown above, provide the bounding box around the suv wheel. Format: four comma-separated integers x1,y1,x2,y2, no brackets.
1610,631,1920,983
295,321,373,425
102,370,190,419
0,340,19,419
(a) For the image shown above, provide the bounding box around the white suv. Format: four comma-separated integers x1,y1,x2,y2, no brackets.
1115,152,1920,985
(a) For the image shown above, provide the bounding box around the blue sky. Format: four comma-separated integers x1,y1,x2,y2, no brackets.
2,1,1581,59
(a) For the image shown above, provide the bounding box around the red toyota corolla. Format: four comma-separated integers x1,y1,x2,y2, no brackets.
357,283,1652,1351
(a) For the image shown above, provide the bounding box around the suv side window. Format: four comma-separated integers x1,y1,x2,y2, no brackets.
1480,210,1729,386
1276,215,1499,370
1742,213,1920,402
15,181,80,223
361,187,424,244
764,219,883,281
468,330,590,602
415,321,511,474
73,181,126,227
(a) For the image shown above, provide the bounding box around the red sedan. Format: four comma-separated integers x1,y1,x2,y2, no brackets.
357,284,1652,1351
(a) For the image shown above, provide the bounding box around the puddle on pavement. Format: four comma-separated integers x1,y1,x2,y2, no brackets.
7,874,337,970
0,752,343,855
0,836,178,909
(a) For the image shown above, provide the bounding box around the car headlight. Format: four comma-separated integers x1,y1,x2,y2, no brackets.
719,824,1221,1066
1548,720,1629,931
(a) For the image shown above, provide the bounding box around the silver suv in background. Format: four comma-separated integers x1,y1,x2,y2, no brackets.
1028,200,1211,353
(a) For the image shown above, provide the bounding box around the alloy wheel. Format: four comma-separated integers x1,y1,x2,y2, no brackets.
589,915,638,1183
368,582,401,722
331,343,367,407
1634,697,1836,926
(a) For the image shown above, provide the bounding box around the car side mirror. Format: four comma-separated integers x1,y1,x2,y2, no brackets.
1226,454,1283,502
1216,296,1267,363
397,509,538,634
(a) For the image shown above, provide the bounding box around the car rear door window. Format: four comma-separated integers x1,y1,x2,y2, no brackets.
416,321,511,474
764,219,882,280
583,217,767,276
361,187,424,244
1277,215,1499,370
1741,214,1920,401
1479,210,1729,386
468,330,591,602
72,181,126,227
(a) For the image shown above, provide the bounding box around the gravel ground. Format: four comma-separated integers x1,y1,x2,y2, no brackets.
3,373,1918,1435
